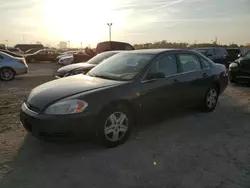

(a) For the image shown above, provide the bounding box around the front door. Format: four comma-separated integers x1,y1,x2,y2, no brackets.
135,53,184,116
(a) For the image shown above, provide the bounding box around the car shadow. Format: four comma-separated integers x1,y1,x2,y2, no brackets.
1,93,250,187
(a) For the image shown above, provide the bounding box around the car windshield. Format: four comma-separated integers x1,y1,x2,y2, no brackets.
87,52,117,65
87,53,154,81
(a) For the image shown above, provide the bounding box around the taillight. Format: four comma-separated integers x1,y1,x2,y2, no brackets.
18,60,25,65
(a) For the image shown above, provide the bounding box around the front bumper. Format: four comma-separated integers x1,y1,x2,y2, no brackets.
20,103,97,140
228,68,250,82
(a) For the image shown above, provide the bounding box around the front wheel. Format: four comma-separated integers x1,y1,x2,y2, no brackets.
201,86,219,112
96,104,133,148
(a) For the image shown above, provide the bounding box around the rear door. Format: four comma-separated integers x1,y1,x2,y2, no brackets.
137,53,184,115
176,53,213,106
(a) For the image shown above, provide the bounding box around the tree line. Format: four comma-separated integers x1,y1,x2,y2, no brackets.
133,40,250,49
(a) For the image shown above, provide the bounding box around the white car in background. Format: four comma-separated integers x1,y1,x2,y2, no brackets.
58,55,74,65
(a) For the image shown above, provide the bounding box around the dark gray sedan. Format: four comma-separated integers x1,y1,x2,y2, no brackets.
20,49,228,147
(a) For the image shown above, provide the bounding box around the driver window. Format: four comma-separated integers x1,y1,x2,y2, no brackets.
147,54,178,77
38,50,46,55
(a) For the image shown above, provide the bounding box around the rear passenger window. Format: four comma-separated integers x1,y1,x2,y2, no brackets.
178,54,201,72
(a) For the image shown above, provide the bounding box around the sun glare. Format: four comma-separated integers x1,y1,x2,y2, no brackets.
43,0,127,47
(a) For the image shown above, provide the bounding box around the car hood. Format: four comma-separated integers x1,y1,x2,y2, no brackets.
27,74,125,110
57,63,95,73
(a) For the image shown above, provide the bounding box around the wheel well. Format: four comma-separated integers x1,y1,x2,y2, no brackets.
101,100,137,122
0,67,16,75
215,82,220,94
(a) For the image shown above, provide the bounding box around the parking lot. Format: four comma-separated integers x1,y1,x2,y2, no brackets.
0,63,250,188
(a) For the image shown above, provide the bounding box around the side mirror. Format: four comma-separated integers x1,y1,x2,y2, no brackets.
238,54,242,58
146,72,165,80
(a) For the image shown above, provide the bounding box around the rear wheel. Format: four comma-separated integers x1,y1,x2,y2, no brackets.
96,104,133,148
201,86,219,112
0,68,15,81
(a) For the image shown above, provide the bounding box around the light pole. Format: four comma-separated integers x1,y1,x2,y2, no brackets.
107,23,112,41
5,40,8,47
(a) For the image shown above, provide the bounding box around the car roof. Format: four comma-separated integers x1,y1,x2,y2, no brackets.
118,48,193,54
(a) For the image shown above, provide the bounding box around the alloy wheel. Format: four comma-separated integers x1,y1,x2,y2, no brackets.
104,112,129,142
206,89,217,109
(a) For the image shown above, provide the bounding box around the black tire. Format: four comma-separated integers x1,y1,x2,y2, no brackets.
0,67,15,81
96,103,134,148
201,86,219,112
230,78,237,84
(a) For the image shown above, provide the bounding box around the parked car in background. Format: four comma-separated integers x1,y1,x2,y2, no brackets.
20,49,228,147
58,55,74,65
25,49,62,63
0,49,24,58
96,41,134,54
72,51,93,63
0,51,28,81
25,48,43,54
55,51,121,78
56,51,78,62
14,44,44,52
226,48,250,62
194,47,229,67
228,50,250,84
6,47,24,55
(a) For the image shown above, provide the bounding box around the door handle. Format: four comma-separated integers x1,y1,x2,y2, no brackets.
203,73,208,78
173,79,179,83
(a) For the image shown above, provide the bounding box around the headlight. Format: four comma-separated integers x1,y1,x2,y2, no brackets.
229,62,238,69
44,99,88,115
65,69,85,77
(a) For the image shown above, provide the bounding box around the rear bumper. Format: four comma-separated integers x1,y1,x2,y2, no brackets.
219,72,228,94
15,67,28,75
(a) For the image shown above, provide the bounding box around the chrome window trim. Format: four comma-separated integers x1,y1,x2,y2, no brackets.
141,68,210,83
141,52,210,84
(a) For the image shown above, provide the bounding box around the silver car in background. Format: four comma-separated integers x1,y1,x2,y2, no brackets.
0,51,28,81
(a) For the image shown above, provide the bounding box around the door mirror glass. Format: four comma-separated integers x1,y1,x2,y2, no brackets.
146,72,165,80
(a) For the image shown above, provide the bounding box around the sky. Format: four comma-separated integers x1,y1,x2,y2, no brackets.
0,0,250,47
